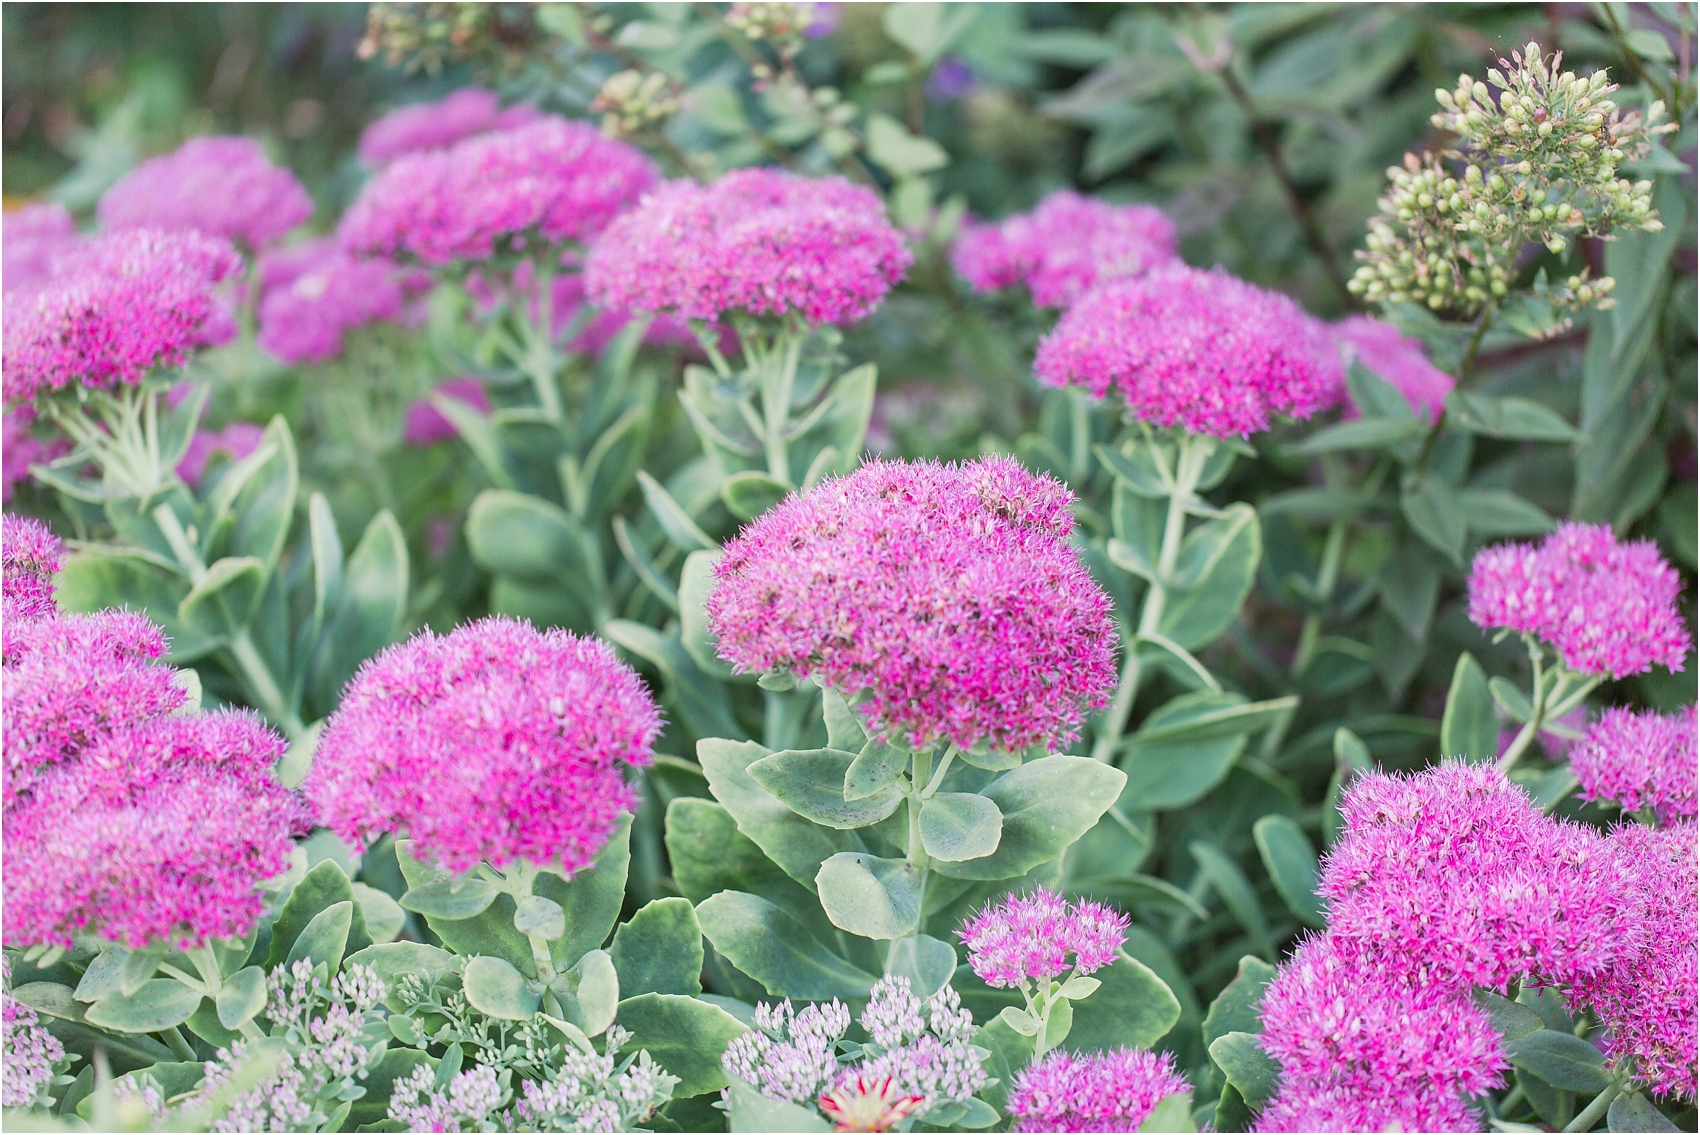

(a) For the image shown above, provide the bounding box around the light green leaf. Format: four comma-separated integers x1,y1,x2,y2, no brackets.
1458,488,1555,536
1160,504,1261,649
749,748,904,829
1401,474,1466,564
617,993,750,1099
84,980,201,1033
698,739,865,891
400,878,501,921
269,860,371,970
215,967,268,1031
573,949,620,1037
638,470,716,552
883,934,956,999
677,549,731,677
918,792,1003,862
1446,392,1579,441
310,509,407,713
1138,1090,1197,1132
696,892,875,999
1608,1091,1682,1132
1063,952,1182,1053
935,757,1125,880
1119,692,1251,811
1441,652,1497,763
514,895,567,942
723,1074,830,1132
463,955,541,1020
865,112,950,175
286,901,353,973
844,735,908,801
609,898,704,998
350,882,405,945
815,853,924,940
721,471,791,520
466,490,594,582
1202,956,1276,1046
1252,815,1325,928
1210,1031,1278,1109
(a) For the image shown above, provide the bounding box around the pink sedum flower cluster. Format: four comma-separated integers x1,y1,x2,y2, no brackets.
1331,315,1455,423
1,413,69,502
1034,266,1342,439
958,887,1128,988
952,190,1177,309
177,422,265,487
358,88,540,165
2,229,241,406
1570,705,1697,822
707,457,1118,754
307,616,661,874
1468,522,1692,679
97,136,312,248
1007,1047,1189,1133
338,117,656,266
2,203,81,297
584,168,913,325
2,515,64,622
255,239,409,364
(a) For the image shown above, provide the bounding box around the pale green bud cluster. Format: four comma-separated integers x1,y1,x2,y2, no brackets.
725,2,820,73
592,70,682,140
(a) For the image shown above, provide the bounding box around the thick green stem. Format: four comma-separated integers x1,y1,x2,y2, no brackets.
920,746,958,799
759,329,803,485
1260,516,1348,761
907,748,933,872
1562,1080,1625,1133
161,1026,197,1062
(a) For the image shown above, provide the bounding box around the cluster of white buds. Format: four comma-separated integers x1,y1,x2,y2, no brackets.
592,70,682,140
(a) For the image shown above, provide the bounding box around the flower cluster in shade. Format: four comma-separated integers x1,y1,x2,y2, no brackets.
3,976,67,1109
584,167,913,325
1007,1048,1189,1133
358,87,540,165
177,422,265,488
952,190,1177,309
97,135,312,249
1,413,69,502
306,615,662,874
3,203,81,297
958,887,1129,989
1570,705,1697,823
338,116,656,266
2,228,241,407
707,457,1119,754
1034,266,1342,439
1330,315,1455,423
3,515,64,623
1468,522,1691,678
255,238,412,364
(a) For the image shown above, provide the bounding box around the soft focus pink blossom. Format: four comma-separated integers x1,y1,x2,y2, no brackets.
708,457,1118,754
1331,315,1454,423
958,887,1128,988
1,413,69,501
338,117,656,266
307,616,662,874
952,191,1177,308
1007,1047,1189,1133
3,203,80,296
255,239,407,364
584,168,913,325
1571,705,1697,822
1469,522,1692,679
97,136,312,248
1033,266,1342,439
547,271,708,357
177,423,265,487
358,89,540,165
2,229,241,406
1,515,63,623
403,377,493,447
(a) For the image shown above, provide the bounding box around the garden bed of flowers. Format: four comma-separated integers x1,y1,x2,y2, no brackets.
1,4,1695,1133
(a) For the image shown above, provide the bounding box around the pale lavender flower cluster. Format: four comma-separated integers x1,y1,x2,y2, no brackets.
952,190,1177,308
2,203,81,297
255,238,409,364
1469,522,1692,678
1034,266,1342,439
307,615,661,874
2,228,241,406
708,457,1118,754
389,1064,507,1132
722,997,851,1105
2,982,67,1109
512,1025,678,1131
584,167,913,325
958,887,1129,989
338,117,656,266
1006,1047,1189,1133
359,87,540,165
1330,315,1455,423
1571,705,1697,823
97,136,312,248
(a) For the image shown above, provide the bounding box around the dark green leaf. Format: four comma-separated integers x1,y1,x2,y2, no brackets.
1472,989,1544,1043
311,510,407,713
286,901,353,973
538,814,632,966
465,490,594,582
177,555,266,641
720,471,791,520
609,898,704,997
1608,1091,1681,1132
1119,692,1251,811
1440,652,1497,762
1286,417,1425,454
1400,474,1465,563
697,892,874,999
1161,504,1261,649
638,470,716,552
1506,1029,1610,1093
215,967,267,1030
698,738,865,891
1210,1031,1278,1108
1458,488,1554,537
664,798,838,943
1203,956,1276,1046
1446,392,1579,441
1061,952,1181,1053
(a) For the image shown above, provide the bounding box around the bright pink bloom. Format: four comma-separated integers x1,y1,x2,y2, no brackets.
958,887,1128,988
1033,266,1342,439
1468,522,1692,679
1331,315,1454,423
338,117,656,266
1571,706,1697,823
1,413,69,501
307,616,662,874
358,89,540,165
1007,1048,1189,1133
97,136,312,248
952,191,1177,309
402,377,493,446
177,422,265,487
2,515,63,622
583,168,913,325
708,457,1118,754
3,203,80,296
1,229,241,405
255,239,408,364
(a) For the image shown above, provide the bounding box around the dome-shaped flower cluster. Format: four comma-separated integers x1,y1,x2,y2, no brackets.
1570,705,1697,823
1468,522,1691,678
1033,266,1341,439
958,887,1128,988
584,167,913,325
358,88,540,166
97,136,313,249
307,616,662,874
255,238,411,364
707,456,1118,754
2,204,80,298
1007,1047,1189,1133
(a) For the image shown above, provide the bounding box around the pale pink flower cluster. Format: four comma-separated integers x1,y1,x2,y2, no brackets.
338,117,656,266
403,377,493,447
177,422,264,487
389,1063,506,1132
2,203,81,297
1007,1047,1189,1133
2,982,66,1109
1571,705,1698,823
97,136,312,248
584,167,913,325
1331,315,1455,423
1033,266,1342,439
723,997,851,1105
307,616,661,874
1,229,241,405
1468,522,1692,678
707,457,1118,754
359,88,540,165
958,887,1128,988
952,190,1177,308
255,238,409,364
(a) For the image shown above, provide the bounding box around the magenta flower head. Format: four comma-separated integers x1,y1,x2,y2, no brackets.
1571,706,1697,823
403,377,493,447
358,88,539,165
307,616,662,875
583,167,913,325
1033,266,1342,439
958,887,1128,989
3,203,80,297
255,238,407,364
2,229,241,407
707,457,1118,754
1331,315,1454,423
97,136,312,249
338,117,656,266
952,190,1177,309
2,515,63,623
2,413,69,502
1007,1047,1188,1133
1468,522,1692,679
